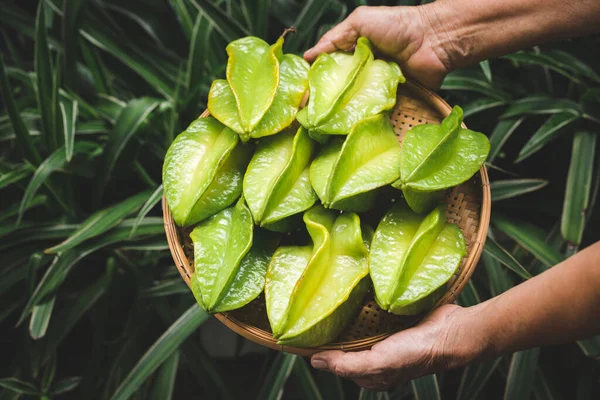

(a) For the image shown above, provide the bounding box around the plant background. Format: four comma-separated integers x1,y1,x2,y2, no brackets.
0,0,599,399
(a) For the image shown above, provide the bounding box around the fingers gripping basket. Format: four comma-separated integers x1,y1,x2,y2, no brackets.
163,80,491,357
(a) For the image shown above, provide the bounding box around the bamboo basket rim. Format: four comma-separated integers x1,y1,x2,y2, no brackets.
162,79,491,357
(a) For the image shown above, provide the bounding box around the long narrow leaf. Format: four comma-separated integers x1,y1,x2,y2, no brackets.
190,0,249,43
533,368,563,400
504,348,540,400
59,97,78,162
483,243,515,296
484,236,533,279
18,142,96,225
45,190,151,254
411,375,440,400
19,218,163,326
186,13,211,93
0,164,34,189
488,117,524,163
457,358,502,400
29,296,56,339
561,132,596,246
109,305,209,400
491,179,548,202
35,1,60,151
501,96,581,119
0,379,39,396
442,74,510,101
149,351,179,400
457,280,482,307
480,60,492,82
292,358,323,400
492,214,564,268
100,98,160,189
50,377,82,396
503,51,582,83
130,185,163,237
516,113,579,163
0,56,40,164
463,98,506,118
359,389,390,400
62,0,87,89
257,353,297,400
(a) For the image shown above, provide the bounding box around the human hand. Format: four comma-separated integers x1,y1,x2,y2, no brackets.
303,6,451,90
310,304,487,391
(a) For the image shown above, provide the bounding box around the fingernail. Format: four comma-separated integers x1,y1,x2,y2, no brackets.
311,358,328,370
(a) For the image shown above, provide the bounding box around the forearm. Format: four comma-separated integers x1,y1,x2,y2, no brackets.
457,241,600,361
420,0,600,71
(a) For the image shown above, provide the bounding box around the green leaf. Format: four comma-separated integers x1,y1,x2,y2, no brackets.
0,56,41,164
490,179,548,202
149,351,179,400
492,214,564,268
488,117,524,163
516,113,579,163
359,388,390,400
480,60,492,82
50,377,82,396
501,96,581,119
20,218,164,324
168,0,196,39
503,51,583,83
29,295,56,340
533,368,563,400
45,190,152,254
190,0,250,43
484,236,533,280
42,268,112,359
545,50,600,83
0,378,39,396
130,185,163,237
100,97,160,189
142,280,189,298
0,164,34,190
59,97,78,162
109,305,208,400
80,40,112,94
457,358,502,400
62,0,87,89
411,375,440,400
483,239,515,296
285,0,336,52
292,358,323,400
504,348,540,400
577,337,600,359
462,98,506,118
35,0,60,152
186,13,211,95
561,132,596,246
441,73,510,101
18,142,96,225
457,280,481,307
256,353,297,400
241,0,271,38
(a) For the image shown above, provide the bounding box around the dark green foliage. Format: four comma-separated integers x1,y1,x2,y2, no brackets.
0,0,598,399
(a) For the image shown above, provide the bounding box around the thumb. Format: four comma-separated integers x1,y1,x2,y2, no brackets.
311,350,378,379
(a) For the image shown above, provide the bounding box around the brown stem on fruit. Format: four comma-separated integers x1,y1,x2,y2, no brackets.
280,27,296,39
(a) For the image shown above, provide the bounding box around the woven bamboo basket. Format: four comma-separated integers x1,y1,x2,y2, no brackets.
163,80,491,357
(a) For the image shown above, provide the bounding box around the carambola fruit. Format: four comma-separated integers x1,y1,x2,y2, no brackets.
309,114,402,211
243,125,317,231
296,37,404,138
163,116,251,226
189,198,277,313
369,203,467,315
208,36,309,142
392,106,490,214
265,206,370,347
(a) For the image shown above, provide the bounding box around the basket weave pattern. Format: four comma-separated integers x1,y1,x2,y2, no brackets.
163,81,491,357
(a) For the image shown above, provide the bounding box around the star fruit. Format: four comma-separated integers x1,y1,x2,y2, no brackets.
189,198,278,313
163,116,251,226
309,113,402,212
370,202,467,315
392,106,490,214
208,36,309,142
265,206,371,347
296,37,405,139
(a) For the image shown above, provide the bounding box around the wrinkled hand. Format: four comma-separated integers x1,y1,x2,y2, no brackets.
310,304,483,391
303,6,450,90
